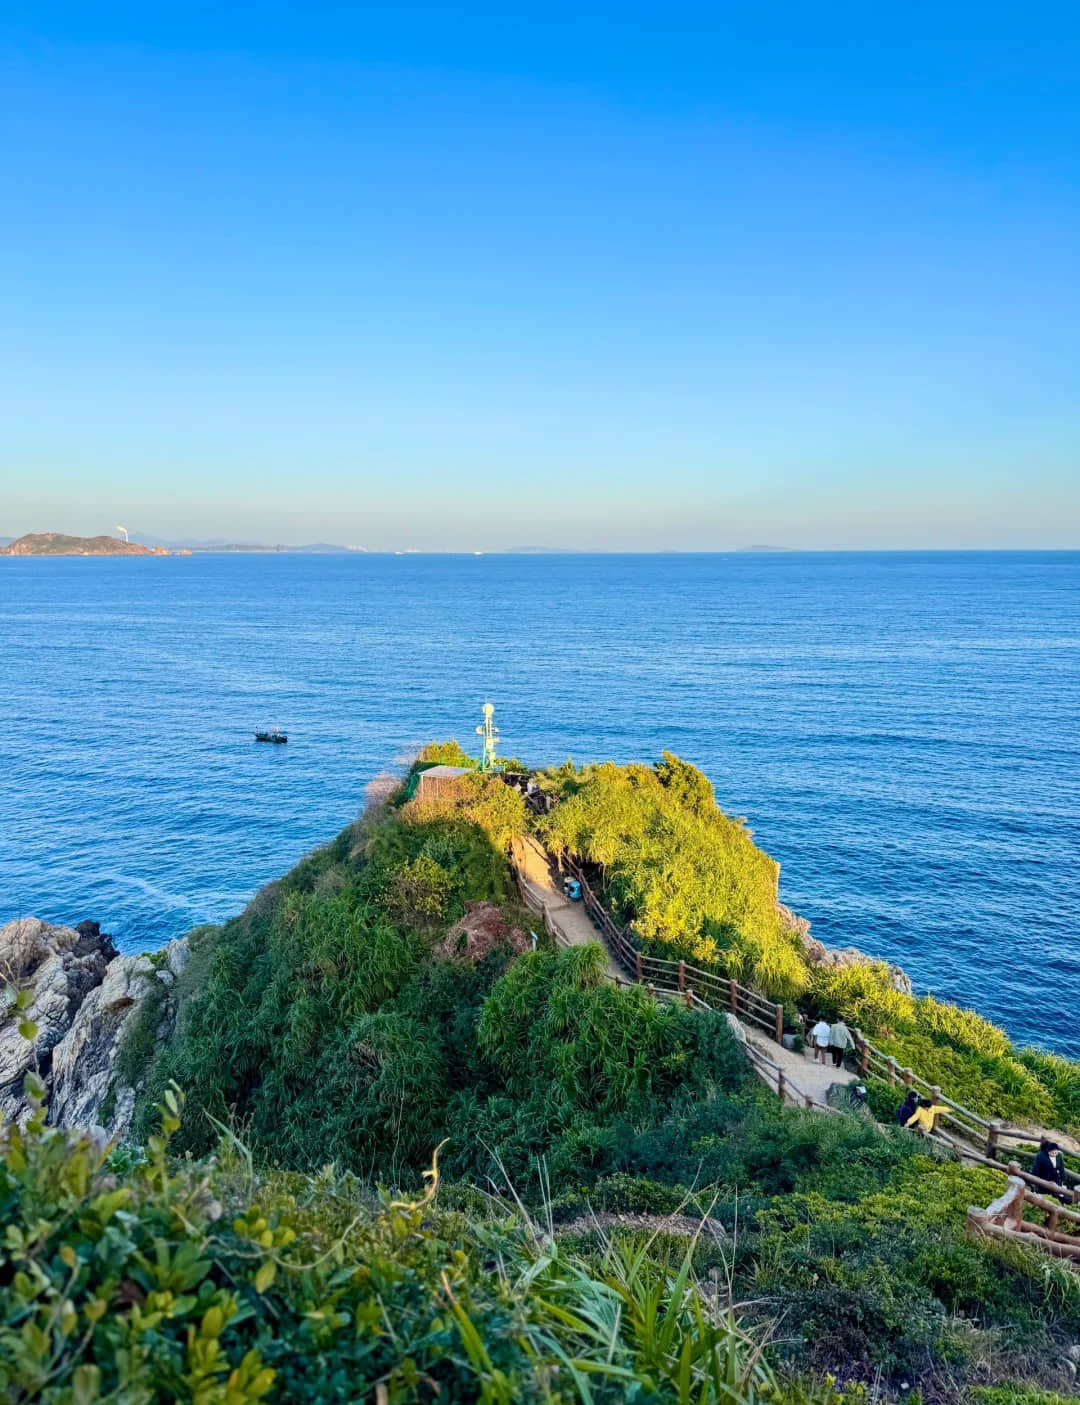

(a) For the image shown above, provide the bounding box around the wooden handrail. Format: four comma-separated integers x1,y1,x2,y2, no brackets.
969,1174,1080,1263
529,849,1078,1166
559,855,785,1042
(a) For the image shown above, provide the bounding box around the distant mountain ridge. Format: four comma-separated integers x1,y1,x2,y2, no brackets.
129,532,362,552
0,532,367,555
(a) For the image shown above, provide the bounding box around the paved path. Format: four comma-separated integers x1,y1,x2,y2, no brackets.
512,838,624,979
513,836,855,1109
734,1017,856,1108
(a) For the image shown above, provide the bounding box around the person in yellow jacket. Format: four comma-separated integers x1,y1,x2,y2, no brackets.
904,1096,950,1134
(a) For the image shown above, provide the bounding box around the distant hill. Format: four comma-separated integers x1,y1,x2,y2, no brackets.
129,532,359,553
197,542,358,554
1,533,157,557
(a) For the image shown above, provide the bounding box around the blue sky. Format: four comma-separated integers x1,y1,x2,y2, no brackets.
2,4,1078,549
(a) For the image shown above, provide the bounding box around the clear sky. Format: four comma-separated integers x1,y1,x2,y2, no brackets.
2,4,1078,550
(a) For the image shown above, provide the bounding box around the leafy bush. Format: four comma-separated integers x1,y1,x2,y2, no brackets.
385,854,458,932
538,757,809,1000
478,944,742,1121
1,1080,868,1405
749,1158,1080,1378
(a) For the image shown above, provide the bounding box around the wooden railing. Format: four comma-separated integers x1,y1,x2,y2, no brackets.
517,848,1080,1187
516,864,833,1112
969,1175,1080,1262
561,858,786,1044
851,1032,1080,1200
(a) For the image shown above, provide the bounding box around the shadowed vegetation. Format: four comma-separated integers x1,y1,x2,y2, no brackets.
9,742,1080,1403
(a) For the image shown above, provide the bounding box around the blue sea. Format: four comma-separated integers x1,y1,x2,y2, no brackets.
1,552,1078,1056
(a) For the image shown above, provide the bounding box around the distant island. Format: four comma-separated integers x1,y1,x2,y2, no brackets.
1,533,165,557
0,533,360,557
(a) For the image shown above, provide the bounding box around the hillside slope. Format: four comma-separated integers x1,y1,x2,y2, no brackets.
4,743,1080,1402
2,531,155,555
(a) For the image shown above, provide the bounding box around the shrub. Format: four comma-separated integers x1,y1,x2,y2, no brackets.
385,854,458,932
477,945,743,1123
537,758,809,1000
2,1081,844,1405
749,1158,1080,1377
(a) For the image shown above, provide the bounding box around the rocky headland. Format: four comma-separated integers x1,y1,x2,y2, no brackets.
0,917,187,1137
1,532,162,556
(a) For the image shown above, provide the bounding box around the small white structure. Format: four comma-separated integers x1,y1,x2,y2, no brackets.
416,764,473,799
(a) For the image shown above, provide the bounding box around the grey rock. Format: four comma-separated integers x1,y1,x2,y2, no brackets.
779,903,912,995
0,918,113,1120
795,926,912,996
0,917,186,1137
49,953,159,1138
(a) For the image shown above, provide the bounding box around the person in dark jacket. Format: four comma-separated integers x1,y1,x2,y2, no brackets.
896,1090,918,1127
1032,1140,1066,1190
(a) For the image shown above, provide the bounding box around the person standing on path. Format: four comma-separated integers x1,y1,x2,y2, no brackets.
810,1018,832,1064
829,1018,854,1068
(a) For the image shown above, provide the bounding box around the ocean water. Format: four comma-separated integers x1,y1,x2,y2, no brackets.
1,551,1077,1056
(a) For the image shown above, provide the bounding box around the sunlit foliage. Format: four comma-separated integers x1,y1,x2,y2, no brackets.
537,756,809,1000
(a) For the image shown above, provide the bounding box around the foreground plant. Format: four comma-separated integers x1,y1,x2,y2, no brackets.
0,1081,870,1404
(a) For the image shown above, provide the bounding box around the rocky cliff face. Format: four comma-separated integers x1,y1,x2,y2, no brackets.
778,903,913,995
0,917,186,1137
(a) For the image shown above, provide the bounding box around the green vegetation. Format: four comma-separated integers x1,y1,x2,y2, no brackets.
7,1081,867,1405
538,756,808,1000
535,754,1080,1131
5,742,1080,1402
143,769,743,1191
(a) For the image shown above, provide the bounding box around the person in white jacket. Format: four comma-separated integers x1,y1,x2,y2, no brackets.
810,1018,832,1064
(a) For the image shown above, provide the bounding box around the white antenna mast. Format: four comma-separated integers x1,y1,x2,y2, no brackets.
475,701,500,771
115,524,130,542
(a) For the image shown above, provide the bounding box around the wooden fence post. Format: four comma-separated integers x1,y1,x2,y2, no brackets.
635,951,643,983
1006,1164,1025,1226
683,990,693,1010
986,1120,1002,1160
777,1069,786,1104
902,1067,913,1088
775,1003,784,1044
729,982,738,1016
678,960,686,992
886,1056,898,1086
858,1037,870,1076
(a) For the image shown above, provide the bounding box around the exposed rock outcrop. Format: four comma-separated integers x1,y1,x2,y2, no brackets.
779,903,913,995
51,939,188,1138
433,902,529,963
0,918,185,1137
0,918,116,1120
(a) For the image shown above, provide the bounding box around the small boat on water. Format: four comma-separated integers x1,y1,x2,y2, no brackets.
254,727,288,744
